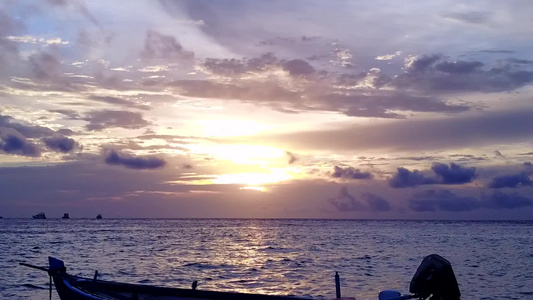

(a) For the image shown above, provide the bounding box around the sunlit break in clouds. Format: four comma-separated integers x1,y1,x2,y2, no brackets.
1,0,533,219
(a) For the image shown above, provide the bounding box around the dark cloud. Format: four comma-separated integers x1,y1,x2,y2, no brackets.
431,162,476,184
84,110,150,131
282,59,315,76
408,54,441,73
0,132,41,157
329,187,390,212
447,154,487,162
87,96,150,110
49,109,82,120
391,55,533,93
169,79,298,103
328,186,365,211
28,52,61,80
265,108,533,152
331,166,373,180
397,156,442,161
442,11,490,24
141,30,194,60
43,135,79,153
0,115,56,138
408,190,479,212
318,90,471,118
435,61,484,74
488,173,532,188
201,53,278,77
390,163,475,188
169,78,471,119
482,191,533,209
285,151,298,164
389,167,437,188
104,150,166,170
361,193,391,212
507,58,533,65
479,50,514,54
46,0,99,25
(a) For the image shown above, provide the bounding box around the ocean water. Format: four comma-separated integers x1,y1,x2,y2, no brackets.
0,219,532,300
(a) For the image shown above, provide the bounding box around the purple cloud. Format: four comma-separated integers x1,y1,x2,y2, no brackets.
329,187,390,212
488,173,532,188
141,30,194,60
389,167,437,188
408,190,479,212
482,191,533,209
331,166,373,180
0,134,41,157
431,162,476,184
43,136,79,153
84,110,150,131
104,150,166,170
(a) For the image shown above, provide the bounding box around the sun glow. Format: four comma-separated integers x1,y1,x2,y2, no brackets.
239,186,266,192
213,171,292,185
200,119,269,137
193,144,286,165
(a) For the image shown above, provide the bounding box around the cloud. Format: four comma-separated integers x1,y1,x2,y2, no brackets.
389,167,437,188
328,187,390,212
43,135,79,153
285,151,298,164
0,131,41,157
391,54,533,93
390,163,475,188
281,59,315,76
442,11,490,24
331,166,373,180
169,77,471,119
408,189,479,212
87,96,150,110
488,173,532,188
482,191,533,209
0,115,56,138
328,186,365,211
265,108,533,152
141,30,194,60
431,162,476,184
84,110,150,131
361,192,391,212
28,51,62,80
104,150,166,170
407,190,533,213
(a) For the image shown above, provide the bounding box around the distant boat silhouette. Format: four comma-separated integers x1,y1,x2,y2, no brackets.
96,214,102,219
33,212,46,219
62,213,70,219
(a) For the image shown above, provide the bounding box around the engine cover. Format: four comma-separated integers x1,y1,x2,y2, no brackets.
409,254,460,300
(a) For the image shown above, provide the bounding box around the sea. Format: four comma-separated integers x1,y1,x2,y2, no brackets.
0,219,531,300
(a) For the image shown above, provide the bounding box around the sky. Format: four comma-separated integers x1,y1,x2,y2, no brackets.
1,0,533,219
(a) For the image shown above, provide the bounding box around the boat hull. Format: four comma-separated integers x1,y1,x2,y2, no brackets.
52,274,311,300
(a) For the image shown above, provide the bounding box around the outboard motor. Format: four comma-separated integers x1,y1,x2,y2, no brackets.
409,254,460,300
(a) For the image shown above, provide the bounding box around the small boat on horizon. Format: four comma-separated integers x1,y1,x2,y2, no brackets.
96,214,102,219
20,254,460,300
32,212,46,219
62,213,70,219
